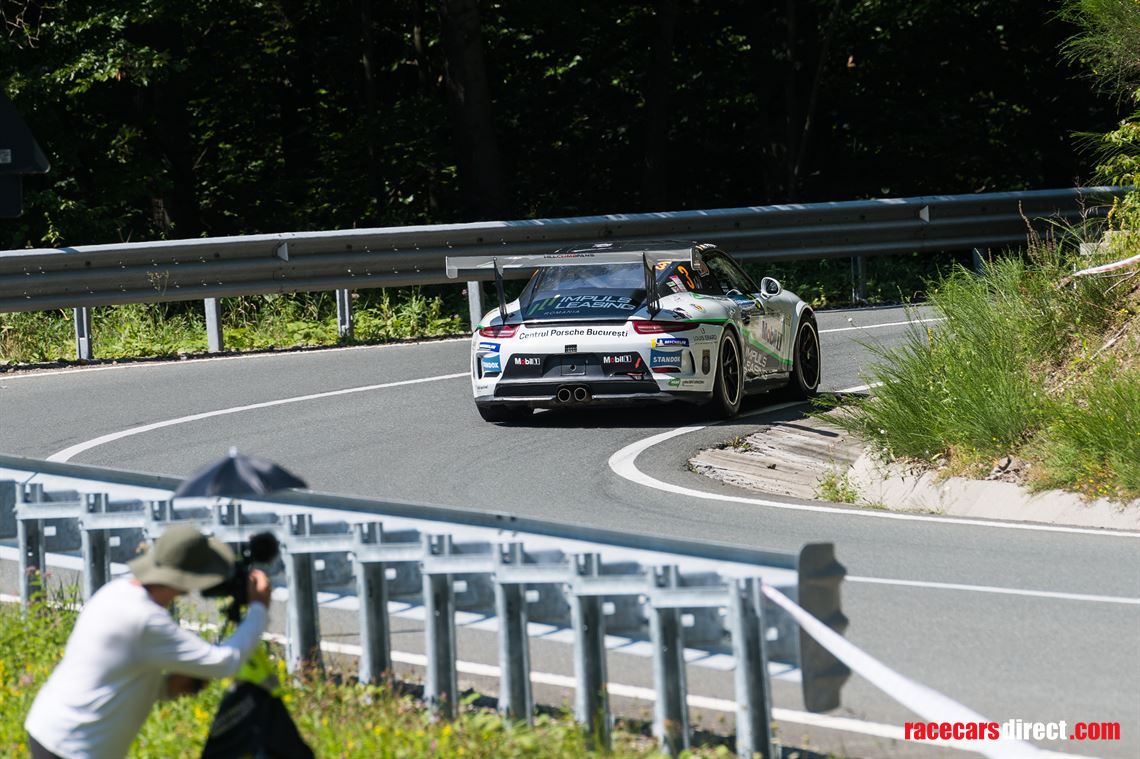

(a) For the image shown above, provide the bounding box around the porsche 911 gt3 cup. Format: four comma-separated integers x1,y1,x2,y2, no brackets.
445,241,820,423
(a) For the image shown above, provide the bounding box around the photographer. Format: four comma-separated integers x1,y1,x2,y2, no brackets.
24,525,272,759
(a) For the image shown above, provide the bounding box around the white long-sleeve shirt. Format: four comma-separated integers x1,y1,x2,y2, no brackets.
25,578,268,759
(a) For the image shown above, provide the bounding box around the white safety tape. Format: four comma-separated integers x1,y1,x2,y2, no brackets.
761,584,1047,758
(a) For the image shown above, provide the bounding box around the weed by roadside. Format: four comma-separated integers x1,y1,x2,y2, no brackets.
814,468,859,504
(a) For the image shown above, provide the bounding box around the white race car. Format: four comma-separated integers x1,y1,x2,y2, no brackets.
445,241,820,423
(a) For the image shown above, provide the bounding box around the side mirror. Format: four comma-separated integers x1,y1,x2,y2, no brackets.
760,277,782,298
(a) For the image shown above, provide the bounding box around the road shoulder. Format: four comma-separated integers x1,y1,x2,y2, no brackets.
690,413,1140,531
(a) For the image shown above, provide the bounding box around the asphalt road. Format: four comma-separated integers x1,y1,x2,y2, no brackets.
1,304,1137,758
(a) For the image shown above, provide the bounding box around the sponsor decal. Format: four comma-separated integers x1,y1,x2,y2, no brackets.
518,326,628,340
565,344,577,353
512,356,542,366
477,341,500,352
602,353,637,365
653,337,689,348
543,252,597,259
690,303,705,312
692,331,717,344
667,378,705,388
761,320,785,351
702,349,711,374
650,349,683,369
481,354,502,374
655,260,670,270
528,294,637,316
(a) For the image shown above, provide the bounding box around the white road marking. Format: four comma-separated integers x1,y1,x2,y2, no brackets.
847,576,1140,606
834,382,882,393
47,372,469,462
819,316,945,334
607,411,1140,541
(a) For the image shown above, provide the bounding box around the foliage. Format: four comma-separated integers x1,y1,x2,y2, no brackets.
1,591,728,758
1032,365,1140,501
0,0,1122,254
0,288,465,364
815,468,858,504
823,236,1139,500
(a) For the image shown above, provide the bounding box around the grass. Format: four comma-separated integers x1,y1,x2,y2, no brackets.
1,588,745,759
814,468,859,504
823,224,1140,502
0,287,467,365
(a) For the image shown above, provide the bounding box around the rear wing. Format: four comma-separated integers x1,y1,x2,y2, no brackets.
445,248,694,321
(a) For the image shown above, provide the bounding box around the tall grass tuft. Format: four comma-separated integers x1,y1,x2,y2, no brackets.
827,233,1139,497
1032,367,1140,501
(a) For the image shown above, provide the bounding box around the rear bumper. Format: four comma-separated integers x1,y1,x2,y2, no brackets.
481,379,710,409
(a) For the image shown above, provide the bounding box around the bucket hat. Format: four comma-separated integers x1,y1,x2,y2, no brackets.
128,524,235,592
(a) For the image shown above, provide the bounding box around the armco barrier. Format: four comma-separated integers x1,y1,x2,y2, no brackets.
0,456,1050,758
0,186,1123,359
0,456,850,759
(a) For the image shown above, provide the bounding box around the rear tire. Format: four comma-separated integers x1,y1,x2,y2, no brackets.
708,329,744,418
788,318,821,399
477,404,533,423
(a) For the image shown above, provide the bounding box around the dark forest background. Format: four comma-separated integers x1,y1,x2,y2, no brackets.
0,0,1123,250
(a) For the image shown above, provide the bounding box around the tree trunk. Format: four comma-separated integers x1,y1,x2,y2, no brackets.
131,22,204,237
276,0,317,215
437,0,507,220
641,0,679,211
361,0,384,219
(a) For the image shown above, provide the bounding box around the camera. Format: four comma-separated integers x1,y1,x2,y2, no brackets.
203,531,280,622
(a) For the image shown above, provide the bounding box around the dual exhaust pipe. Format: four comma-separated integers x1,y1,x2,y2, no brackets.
556,385,591,403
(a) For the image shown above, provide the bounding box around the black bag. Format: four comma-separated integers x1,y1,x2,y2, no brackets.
200,681,315,759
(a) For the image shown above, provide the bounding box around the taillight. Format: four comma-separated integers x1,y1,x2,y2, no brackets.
632,320,702,334
479,324,519,338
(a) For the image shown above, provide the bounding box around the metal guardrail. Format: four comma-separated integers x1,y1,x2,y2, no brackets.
0,458,1055,758
0,456,849,758
0,186,1122,359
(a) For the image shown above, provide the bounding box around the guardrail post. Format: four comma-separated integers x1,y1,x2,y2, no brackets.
204,298,224,353
336,289,353,340
18,482,46,605
466,280,483,331
73,306,93,360
353,522,390,683
650,565,689,756
850,256,867,304
571,553,610,750
285,513,322,673
729,577,776,759
972,247,985,273
80,492,110,600
423,534,458,718
0,480,16,538
495,542,533,723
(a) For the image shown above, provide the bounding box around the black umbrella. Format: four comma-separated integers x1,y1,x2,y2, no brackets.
172,448,307,500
